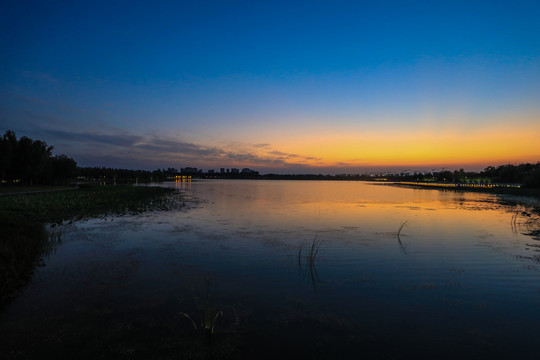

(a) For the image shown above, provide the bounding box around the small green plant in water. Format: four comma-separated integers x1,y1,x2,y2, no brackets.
298,236,322,291
396,221,408,254
179,277,224,344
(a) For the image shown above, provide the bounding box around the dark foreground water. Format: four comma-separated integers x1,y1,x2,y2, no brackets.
1,180,540,359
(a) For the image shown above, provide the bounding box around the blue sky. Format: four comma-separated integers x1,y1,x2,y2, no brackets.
1,0,539,173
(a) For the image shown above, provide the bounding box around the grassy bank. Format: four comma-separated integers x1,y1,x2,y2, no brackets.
0,185,179,307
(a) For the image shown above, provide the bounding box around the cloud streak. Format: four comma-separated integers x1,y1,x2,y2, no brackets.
25,126,322,172
44,129,143,148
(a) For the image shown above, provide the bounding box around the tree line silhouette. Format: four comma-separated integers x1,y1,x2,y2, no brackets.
382,165,540,187
1,130,77,185
482,164,540,187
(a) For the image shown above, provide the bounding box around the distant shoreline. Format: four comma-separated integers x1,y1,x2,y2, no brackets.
388,181,540,200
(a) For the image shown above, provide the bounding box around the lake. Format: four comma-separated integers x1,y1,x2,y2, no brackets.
1,180,540,359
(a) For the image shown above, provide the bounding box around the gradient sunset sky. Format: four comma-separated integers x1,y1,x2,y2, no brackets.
1,0,539,174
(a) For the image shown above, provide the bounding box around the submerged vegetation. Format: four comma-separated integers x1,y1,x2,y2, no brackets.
0,185,179,307
0,185,180,223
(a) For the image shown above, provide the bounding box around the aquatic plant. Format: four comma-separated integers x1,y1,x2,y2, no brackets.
178,277,228,345
396,221,408,254
515,209,540,240
0,185,180,224
298,236,322,290
511,210,521,234
179,309,223,337
509,207,540,240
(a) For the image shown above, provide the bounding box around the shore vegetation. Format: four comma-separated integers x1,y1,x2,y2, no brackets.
0,184,179,308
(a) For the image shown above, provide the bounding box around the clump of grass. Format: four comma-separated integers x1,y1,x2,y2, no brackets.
179,308,223,336
396,221,408,254
511,210,521,234
298,236,322,290
512,208,540,240
179,277,232,346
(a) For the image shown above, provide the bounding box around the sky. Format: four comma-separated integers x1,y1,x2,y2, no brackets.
1,0,539,174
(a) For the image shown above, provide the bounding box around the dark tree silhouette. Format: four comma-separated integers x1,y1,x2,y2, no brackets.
0,130,77,185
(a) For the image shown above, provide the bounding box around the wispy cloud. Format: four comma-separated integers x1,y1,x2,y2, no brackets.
222,143,322,166
252,143,270,148
44,129,143,148
267,150,320,161
0,96,326,171
15,125,323,171
134,139,224,157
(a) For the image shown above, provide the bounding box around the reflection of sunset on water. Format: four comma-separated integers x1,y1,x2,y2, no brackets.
184,180,534,252
3,180,540,358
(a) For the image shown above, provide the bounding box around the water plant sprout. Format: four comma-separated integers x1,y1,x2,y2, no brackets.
510,208,540,240
397,221,408,254
179,277,223,343
298,236,322,291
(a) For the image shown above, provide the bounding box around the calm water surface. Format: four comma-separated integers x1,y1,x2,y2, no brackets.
2,180,540,359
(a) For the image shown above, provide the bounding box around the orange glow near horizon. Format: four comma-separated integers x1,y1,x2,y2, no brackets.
246,120,540,170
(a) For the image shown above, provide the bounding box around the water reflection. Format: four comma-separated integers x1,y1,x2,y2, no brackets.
174,178,192,191
2,180,540,359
